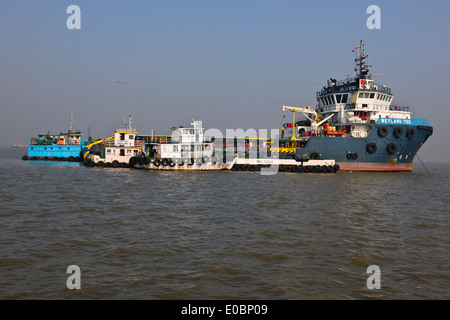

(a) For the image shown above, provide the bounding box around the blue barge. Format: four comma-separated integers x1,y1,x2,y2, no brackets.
22,115,89,162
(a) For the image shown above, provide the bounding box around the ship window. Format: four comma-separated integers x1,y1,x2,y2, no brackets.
129,135,134,140
370,93,375,98
173,145,178,152
120,149,125,156
320,97,326,105
364,92,370,98
330,95,335,104
127,150,131,154
342,94,348,103
336,94,342,103
326,96,331,105
107,149,111,154
358,92,364,98
388,96,392,102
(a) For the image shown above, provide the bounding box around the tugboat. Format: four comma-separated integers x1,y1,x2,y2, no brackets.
22,113,89,162
132,120,236,170
82,116,145,168
281,40,433,171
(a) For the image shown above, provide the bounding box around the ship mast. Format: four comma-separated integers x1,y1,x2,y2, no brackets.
355,40,370,78
69,112,74,133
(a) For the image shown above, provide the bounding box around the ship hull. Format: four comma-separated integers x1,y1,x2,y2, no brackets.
294,119,433,172
25,144,86,161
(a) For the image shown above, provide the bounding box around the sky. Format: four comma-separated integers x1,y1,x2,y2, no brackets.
1,0,449,162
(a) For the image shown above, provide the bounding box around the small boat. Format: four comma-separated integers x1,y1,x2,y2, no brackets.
82,116,145,168
132,120,236,171
22,113,90,162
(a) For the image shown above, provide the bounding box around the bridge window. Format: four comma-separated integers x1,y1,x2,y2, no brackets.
370,93,375,98
358,92,364,98
336,94,342,103
329,95,336,104
342,94,348,103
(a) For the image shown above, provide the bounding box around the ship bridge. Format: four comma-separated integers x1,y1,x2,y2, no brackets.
315,41,411,124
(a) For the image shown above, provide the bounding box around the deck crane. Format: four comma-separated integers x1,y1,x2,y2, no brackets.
282,105,333,139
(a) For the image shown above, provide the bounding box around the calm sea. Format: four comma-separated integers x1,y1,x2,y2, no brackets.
0,147,449,299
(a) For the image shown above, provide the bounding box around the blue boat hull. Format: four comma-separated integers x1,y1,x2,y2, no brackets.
25,144,86,161
294,119,433,171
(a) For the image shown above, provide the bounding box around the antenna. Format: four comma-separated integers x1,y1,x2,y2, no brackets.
355,40,369,78
123,116,127,127
388,57,391,88
129,115,132,130
70,112,74,133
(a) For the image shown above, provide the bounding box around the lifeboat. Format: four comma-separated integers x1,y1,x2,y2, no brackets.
322,123,346,136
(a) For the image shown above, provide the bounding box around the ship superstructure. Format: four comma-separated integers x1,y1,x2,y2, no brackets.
281,40,433,171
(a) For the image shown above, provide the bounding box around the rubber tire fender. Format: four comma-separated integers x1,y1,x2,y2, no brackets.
393,127,403,138
406,128,415,139
387,143,397,154
366,143,377,154
378,126,388,137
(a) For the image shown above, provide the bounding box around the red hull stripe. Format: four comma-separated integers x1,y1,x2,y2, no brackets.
337,162,413,172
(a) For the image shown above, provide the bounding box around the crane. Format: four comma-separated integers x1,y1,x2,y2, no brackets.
282,105,334,139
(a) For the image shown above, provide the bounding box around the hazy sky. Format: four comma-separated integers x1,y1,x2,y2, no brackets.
1,0,449,162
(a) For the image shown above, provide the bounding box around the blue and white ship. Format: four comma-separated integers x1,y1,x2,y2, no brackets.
22,114,89,162
281,40,433,171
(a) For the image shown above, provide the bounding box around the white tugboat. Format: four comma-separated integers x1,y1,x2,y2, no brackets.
83,116,145,168
132,120,236,170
